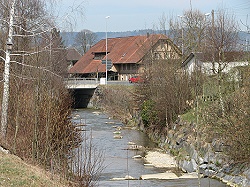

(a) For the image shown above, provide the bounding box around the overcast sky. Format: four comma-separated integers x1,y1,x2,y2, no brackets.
54,0,250,32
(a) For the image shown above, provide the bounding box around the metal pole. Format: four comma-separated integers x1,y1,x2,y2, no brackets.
178,15,184,56
1,0,15,139
105,16,110,85
181,25,184,56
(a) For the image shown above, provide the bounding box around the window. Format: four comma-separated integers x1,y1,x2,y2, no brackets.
127,64,130,70
94,52,106,60
154,53,160,59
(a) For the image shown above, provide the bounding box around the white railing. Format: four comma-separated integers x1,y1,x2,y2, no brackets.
65,78,98,84
65,78,99,89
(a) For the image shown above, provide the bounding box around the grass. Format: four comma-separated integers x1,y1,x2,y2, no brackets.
181,109,196,123
0,151,70,187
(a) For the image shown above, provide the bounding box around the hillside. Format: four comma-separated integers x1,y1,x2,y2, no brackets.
0,149,70,187
61,30,249,49
61,29,160,47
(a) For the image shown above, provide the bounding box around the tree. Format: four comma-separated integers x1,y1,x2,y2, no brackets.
0,0,81,179
169,9,210,57
132,35,191,133
0,1,107,184
205,9,239,114
74,29,97,55
202,75,250,162
158,13,168,35
137,59,192,133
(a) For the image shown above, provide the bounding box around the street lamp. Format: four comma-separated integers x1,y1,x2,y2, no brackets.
105,16,110,85
204,13,211,48
178,15,185,56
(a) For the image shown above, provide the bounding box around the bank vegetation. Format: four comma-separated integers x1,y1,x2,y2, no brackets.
100,9,250,166
0,1,102,186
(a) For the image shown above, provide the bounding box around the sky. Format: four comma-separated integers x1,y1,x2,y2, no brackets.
55,0,250,32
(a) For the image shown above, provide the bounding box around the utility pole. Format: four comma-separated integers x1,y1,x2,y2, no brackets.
1,0,15,139
178,15,185,57
211,10,214,40
105,16,110,85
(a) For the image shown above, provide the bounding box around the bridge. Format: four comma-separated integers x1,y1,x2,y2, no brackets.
65,78,131,108
65,78,99,89
65,78,130,89
64,78,99,108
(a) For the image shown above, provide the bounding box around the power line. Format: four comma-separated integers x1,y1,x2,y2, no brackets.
11,60,62,78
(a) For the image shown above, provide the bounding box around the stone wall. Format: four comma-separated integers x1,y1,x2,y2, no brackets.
156,120,250,187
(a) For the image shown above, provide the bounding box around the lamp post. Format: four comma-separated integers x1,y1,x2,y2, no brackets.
178,15,185,56
105,16,110,85
204,13,210,48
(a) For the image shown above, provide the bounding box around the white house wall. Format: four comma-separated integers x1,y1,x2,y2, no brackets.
202,61,249,75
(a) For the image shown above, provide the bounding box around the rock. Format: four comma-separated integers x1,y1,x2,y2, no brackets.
125,175,135,180
127,144,144,150
132,155,142,159
243,168,250,180
111,175,136,181
179,172,198,179
140,172,179,180
180,159,197,173
128,141,136,145
105,121,115,124
0,146,9,154
199,164,208,173
113,135,123,139
144,163,154,167
116,126,122,131
208,163,218,171
212,139,223,152
144,151,176,168
176,134,184,145
203,169,216,177
243,178,250,187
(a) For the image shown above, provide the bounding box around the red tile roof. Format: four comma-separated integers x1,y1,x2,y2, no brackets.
66,48,81,61
69,34,171,74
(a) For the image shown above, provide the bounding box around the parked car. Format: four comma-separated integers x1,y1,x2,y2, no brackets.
129,76,141,83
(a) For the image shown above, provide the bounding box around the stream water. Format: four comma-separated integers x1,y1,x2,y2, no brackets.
72,109,228,187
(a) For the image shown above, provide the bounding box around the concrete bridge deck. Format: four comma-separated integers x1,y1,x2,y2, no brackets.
65,78,99,89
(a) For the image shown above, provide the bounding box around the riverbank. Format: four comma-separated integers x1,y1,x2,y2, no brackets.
144,150,176,168
145,120,250,187
91,85,250,187
0,147,71,187
141,149,199,180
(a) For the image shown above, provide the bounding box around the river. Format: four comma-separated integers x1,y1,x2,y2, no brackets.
72,109,228,187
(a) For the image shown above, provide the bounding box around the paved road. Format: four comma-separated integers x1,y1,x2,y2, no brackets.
106,80,131,85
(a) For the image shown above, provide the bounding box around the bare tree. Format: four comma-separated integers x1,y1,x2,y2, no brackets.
158,13,167,35
0,2,108,185
74,29,97,55
0,0,80,178
205,9,239,114
138,59,192,132
169,9,210,57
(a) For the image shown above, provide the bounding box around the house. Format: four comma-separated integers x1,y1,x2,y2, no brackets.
69,34,182,81
182,52,249,75
66,48,82,70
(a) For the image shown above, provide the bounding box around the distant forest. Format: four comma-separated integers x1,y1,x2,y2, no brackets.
61,29,249,50
61,29,165,47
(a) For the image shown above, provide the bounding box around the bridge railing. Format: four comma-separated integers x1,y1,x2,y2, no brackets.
65,78,99,88
65,78,98,84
